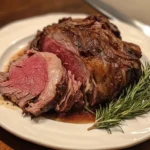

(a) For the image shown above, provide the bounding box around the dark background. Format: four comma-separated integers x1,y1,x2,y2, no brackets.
0,0,150,150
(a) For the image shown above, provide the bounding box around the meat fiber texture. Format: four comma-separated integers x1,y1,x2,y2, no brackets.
0,51,67,116
30,15,142,106
0,15,142,116
0,50,88,116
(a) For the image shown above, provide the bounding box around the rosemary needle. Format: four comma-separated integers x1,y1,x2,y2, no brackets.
88,62,150,132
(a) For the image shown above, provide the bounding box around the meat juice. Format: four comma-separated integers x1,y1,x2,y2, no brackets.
43,109,95,124
0,96,19,110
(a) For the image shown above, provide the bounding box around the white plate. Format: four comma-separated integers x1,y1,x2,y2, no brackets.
0,13,150,150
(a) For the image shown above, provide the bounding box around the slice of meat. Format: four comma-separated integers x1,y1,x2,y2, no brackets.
39,37,96,108
0,51,74,116
40,37,91,86
56,71,83,112
0,53,48,106
24,52,67,116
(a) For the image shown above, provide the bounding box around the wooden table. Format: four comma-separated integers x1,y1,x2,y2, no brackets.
0,0,150,149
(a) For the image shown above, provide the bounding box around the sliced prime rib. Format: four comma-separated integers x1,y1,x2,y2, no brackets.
0,52,67,116
34,36,97,105
0,50,88,116
38,37,97,111
0,15,142,116
0,53,48,106
30,15,142,106
24,51,68,116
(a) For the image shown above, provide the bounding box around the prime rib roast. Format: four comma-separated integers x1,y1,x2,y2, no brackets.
0,15,142,116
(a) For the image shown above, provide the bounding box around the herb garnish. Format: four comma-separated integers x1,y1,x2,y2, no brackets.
88,63,150,133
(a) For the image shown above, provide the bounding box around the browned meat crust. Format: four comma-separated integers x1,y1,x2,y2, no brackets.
30,15,142,105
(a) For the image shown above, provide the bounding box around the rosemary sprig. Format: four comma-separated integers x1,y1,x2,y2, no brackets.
88,62,150,132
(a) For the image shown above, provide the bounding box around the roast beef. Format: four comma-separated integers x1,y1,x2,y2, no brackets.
0,15,142,116
24,51,68,116
36,36,97,107
0,51,68,116
30,15,142,105
0,50,88,116
0,53,48,106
